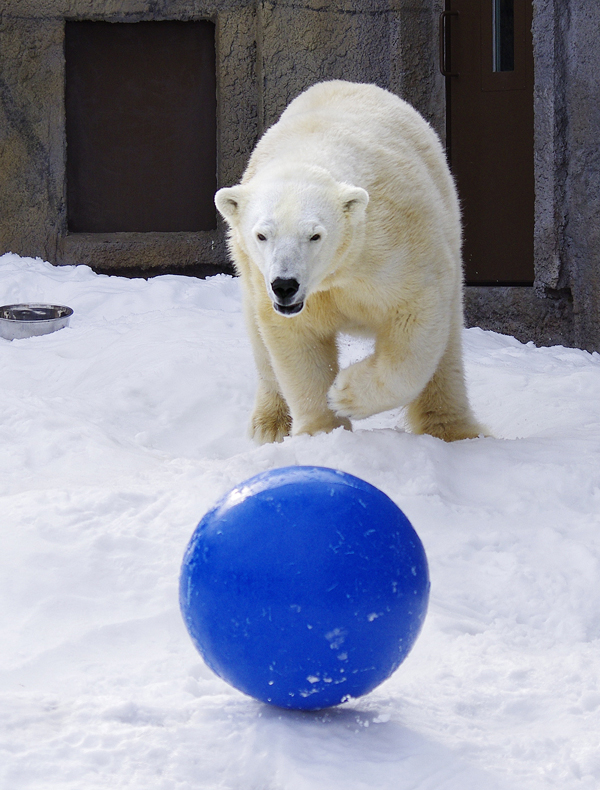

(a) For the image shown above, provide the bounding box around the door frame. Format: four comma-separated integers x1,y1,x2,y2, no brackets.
441,0,576,345
442,0,535,286
437,0,568,294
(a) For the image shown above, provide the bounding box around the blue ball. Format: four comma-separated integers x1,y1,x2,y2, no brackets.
179,466,429,710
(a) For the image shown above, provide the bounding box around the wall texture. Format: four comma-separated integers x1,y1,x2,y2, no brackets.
1,1,259,275
1,0,599,349
563,3,600,352
0,0,442,277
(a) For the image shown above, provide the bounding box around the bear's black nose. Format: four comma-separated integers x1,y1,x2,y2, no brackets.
271,278,300,301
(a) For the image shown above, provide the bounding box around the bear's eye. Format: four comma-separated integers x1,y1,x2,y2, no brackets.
310,234,321,242
257,233,267,241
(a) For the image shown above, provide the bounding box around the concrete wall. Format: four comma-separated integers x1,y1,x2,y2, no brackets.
0,0,442,277
1,0,600,350
563,3,600,352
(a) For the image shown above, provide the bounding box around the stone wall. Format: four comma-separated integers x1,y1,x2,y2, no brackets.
0,15,65,264
563,3,600,352
0,0,442,277
2,0,600,350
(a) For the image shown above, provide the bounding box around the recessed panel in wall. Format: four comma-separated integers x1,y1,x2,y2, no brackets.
66,21,217,233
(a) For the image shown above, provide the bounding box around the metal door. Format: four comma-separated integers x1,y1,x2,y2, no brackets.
441,0,534,284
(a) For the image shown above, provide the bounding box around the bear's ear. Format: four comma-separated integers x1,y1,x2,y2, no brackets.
215,186,247,223
339,184,369,221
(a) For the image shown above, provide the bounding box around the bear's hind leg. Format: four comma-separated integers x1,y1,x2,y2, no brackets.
406,327,485,442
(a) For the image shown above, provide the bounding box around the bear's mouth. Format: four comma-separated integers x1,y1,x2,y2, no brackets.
273,301,304,316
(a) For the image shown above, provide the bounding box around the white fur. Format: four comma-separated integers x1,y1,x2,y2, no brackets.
215,80,484,444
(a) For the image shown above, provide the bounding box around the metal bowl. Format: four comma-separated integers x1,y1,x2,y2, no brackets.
0,304,74,340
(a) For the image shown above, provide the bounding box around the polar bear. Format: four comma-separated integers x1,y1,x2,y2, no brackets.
215,80,483,444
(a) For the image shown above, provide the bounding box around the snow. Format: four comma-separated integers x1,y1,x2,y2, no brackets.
1,252,599,789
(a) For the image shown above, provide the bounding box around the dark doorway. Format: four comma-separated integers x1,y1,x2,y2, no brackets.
442,0,534,284
65,21,217,233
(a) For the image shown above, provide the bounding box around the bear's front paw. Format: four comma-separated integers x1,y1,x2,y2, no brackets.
293,412,352,436
329,360,402,420
328,363,382,421
250,410,291,444
250,391,291,444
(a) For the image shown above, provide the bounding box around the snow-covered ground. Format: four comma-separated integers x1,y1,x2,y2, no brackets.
1,252,599,790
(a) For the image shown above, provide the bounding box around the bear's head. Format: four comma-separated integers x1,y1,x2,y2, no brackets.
215,168,369,316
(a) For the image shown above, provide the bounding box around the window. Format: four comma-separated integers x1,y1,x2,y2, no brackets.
493,0,515,73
